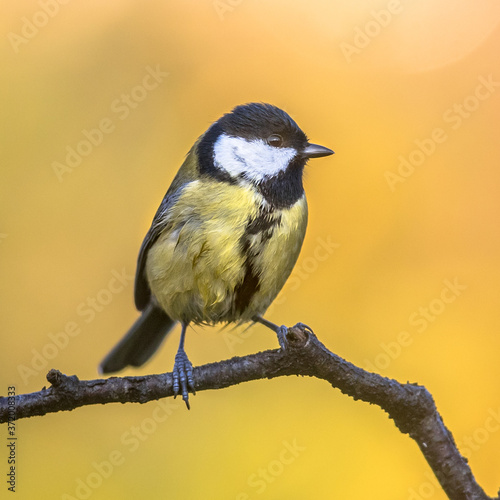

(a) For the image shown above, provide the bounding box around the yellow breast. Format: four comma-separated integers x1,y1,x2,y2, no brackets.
145,178,308,324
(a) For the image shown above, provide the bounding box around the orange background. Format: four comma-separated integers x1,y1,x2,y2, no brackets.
2,1,500,499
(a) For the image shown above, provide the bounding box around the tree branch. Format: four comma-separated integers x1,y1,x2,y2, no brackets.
0,324,496,500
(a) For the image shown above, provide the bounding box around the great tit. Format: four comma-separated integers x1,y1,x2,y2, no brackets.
99,102,333,408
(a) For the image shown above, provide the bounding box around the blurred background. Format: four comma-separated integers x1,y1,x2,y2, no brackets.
2,1,500,499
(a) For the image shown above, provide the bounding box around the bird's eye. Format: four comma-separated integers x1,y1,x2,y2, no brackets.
267,134,283,147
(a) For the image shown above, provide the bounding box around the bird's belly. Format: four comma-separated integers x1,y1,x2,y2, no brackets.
145,184,308,325
146,223,246,324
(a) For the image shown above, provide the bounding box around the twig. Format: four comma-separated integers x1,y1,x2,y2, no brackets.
0,324,496,500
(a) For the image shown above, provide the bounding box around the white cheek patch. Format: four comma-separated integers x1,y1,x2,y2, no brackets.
213,133,297,182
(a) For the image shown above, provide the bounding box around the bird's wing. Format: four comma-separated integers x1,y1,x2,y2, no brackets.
134,145,199,311
134,203,171,311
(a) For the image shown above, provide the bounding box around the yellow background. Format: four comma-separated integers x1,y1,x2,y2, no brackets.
2,1,500,499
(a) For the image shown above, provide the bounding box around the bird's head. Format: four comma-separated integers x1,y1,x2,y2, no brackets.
197,103,333,208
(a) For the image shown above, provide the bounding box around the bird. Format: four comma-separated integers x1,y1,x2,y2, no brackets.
99,102,334,408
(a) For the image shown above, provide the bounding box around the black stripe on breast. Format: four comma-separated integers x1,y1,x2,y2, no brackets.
233,210,282,315
233,238,260,315
246,210,282,237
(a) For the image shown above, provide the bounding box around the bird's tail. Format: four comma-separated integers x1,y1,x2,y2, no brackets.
99,304,177,374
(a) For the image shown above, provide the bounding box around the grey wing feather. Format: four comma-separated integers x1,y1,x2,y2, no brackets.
134,144,199,311
134,190,182,311
134,193,178,311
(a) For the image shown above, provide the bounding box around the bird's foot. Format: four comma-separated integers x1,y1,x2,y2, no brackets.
278,323,314,349
294,322,314,335
276,325,289,350
252,315,313,351
173,348,195,409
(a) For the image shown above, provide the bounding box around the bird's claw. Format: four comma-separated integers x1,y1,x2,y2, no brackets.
294,322,314,335
277,325,289,350
277,323,314,349
173,349,195,409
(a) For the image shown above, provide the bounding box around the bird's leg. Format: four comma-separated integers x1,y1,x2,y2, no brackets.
172,323,195,409
252,315,289,350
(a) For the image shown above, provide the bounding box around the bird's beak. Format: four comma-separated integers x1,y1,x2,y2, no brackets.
303,143,334,159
